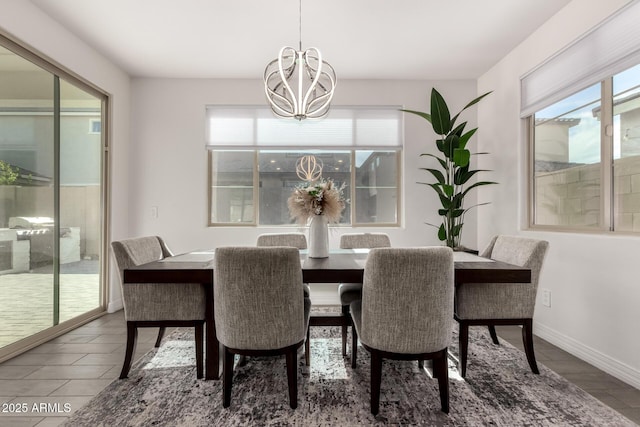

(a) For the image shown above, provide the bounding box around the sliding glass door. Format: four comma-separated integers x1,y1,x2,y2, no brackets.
58,79,103,323
0,40,107,357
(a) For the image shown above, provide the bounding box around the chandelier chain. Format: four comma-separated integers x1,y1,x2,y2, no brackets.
299,0,302,51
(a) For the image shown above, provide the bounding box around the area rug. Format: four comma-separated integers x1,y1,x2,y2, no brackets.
64,319,636,426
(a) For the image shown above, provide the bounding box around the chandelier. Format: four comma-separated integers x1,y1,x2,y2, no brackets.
296,155,323,182
263,0,336,120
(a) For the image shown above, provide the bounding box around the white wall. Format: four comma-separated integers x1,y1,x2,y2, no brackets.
0,0,132,312
477,0,640,388
129,78,480,250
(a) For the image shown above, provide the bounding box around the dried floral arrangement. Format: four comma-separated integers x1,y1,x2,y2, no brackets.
287,178,347,224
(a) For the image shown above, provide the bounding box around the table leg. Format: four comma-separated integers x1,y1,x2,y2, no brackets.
205,283,220,380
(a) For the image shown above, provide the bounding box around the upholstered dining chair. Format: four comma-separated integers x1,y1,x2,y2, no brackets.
256,232,310,298
350,247,454,415
111,236,206,379
337,233,391,357
214,246,311,409
256,232,312,365
454,235,549,378
256,232,307,249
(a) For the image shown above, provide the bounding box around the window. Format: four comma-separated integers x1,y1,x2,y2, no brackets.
532,84,603,228
530,64,640,231
524,1,640,232
206,106,402,226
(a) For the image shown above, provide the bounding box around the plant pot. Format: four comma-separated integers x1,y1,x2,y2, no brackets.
308,214,329,258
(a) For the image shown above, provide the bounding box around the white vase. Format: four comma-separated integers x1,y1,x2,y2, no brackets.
308,214,329,258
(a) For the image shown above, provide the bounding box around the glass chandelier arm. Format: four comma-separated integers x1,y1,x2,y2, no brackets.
277,47,298,113
301,48,324,112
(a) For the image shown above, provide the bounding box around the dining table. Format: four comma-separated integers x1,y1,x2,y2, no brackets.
123,248,531,380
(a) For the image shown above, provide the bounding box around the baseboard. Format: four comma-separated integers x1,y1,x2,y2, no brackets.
308,283,340,306
108,298,123,313
534,321,640,390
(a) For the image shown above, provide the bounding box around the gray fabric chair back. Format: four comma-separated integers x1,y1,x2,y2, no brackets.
111,236,205,321
214,246,305,350
360,247,454,354
481,235,548,293
456,235,549,319
340,233,391,249
111,236,172,281
257,233,307,249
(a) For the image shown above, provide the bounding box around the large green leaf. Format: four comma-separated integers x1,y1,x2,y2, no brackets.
461,91,493,111
430,88,451,135
452,223,464,237
424,182,445,197
442,134,459,160
442,184,454,197
439,194,452,209
458,128,478,149
453,148,470,167
450,91,492,127
452,193,464,209
454,168,491,185
451,122,467,137
420,153,449,171
399,109,432,124
461,181,498,197
438,223,447,241
451,209,465,218
461,202,491,215
420,168,445,184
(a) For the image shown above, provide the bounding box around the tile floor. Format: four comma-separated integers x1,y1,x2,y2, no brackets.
0,271,100,347
1,297,639,426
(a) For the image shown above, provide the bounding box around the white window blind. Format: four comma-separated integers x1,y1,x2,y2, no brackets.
206,106,403,150
520,0,640,117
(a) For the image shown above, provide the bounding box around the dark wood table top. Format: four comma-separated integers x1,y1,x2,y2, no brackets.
124,248,531,285
124,251,215,284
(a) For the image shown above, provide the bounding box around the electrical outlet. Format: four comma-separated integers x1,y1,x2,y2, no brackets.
151,206,158,219
541,288,551,307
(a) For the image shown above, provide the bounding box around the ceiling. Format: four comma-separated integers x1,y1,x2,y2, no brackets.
29,0,572,80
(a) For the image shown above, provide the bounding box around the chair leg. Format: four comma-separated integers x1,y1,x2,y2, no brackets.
341,305,349,357
195,322,204,379
154,326,166,348
434,350,450,414
286,348,298,409
522,319,540,374
488,325,500,345
351,324,358,369
458,321,469,378
119,322,138,379
370,349,383,416
222,346,234,408
305,326,310,366
418,359,424,369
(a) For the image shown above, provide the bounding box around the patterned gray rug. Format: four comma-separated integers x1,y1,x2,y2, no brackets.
64,320,635,426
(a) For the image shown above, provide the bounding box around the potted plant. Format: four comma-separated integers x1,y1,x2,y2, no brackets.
402,88,496,250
